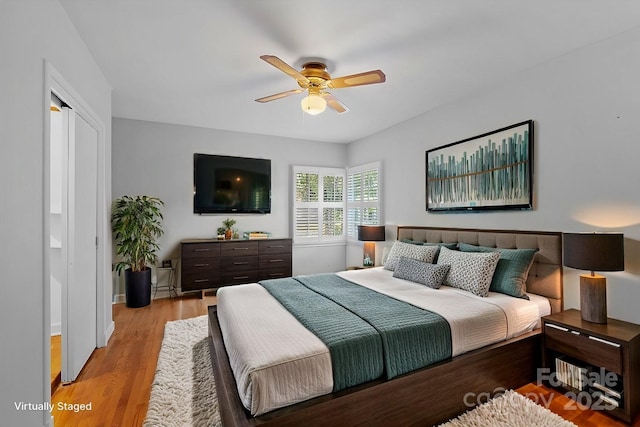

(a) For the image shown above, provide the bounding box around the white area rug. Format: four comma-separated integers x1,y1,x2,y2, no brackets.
439,390,577,427
144,315,221,427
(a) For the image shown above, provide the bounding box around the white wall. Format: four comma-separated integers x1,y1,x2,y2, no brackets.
0,1,112,426
112,118,348,296
347,27,640,324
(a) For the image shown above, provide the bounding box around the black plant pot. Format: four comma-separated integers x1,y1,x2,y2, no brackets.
124,267,152,308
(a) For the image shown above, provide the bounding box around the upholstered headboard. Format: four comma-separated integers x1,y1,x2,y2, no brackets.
396,226,563,313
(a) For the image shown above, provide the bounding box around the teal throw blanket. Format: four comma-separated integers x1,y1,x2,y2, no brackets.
260,273,452,391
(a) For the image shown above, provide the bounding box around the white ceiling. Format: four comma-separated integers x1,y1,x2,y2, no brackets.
60,0,640,143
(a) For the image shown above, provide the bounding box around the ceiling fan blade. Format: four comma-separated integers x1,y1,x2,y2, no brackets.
328,70,386,89
255,89,304,103
260,55,308,84
322,93,350,114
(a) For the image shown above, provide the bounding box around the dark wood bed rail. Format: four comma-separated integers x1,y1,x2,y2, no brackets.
209,305,542,426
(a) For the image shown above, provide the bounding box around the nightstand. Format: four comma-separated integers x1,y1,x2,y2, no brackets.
542,309,640,423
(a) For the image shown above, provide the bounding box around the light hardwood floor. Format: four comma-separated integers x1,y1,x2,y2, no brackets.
51,294,217,427
51,334,61,394
50,295,634,426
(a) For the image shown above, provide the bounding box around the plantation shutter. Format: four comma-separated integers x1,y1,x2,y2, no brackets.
293,167,345,243
347,162,382,241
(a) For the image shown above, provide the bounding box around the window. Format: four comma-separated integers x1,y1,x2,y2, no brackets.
293,167,345,243
347,162,382,241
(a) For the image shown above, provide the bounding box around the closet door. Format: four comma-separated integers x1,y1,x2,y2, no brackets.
62,108,98,382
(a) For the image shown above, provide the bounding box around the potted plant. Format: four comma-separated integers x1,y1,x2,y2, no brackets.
111,195,164,308
222,218,236,240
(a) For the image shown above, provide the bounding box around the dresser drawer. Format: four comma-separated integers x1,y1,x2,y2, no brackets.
182,257,220,272
259,269,291,281
220,256,259,273
544,322,623,374
259,240,292,255
181,242,220,259
181,272,220,291
259,254,292,270
220,270,260,285
221,241,259,257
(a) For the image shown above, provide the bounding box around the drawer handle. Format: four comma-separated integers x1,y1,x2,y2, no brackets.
233,261,249,265
268,245,284,249
194,279,209,283
269,259,284,263
588,336,621,348
545,323,569,332
194,248,210,252
268,273,285,277
194,263,209,267
232,275,249,280
233,247,249,251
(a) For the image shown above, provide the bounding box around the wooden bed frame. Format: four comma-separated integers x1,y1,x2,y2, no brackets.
208,226,563,426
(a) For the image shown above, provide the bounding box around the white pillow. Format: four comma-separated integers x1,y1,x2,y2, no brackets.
383,241,439,271
436,246,500,297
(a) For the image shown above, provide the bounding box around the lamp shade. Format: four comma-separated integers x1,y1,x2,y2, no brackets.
563,233,624,272
358,225,385,242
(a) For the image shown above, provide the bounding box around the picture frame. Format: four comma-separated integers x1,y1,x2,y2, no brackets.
426,120,533,212
162,260,172,268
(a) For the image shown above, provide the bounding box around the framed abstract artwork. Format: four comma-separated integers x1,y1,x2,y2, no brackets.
426,120,533,212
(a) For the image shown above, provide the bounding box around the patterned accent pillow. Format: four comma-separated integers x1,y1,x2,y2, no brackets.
399,240,458,262
436,246,500,297
383,241,439,271
459,243,537,300
393,257,451,289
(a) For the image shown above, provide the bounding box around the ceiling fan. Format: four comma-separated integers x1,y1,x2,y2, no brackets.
255,55,386,115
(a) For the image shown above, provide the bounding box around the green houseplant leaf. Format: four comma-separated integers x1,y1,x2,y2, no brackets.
111,195,164,274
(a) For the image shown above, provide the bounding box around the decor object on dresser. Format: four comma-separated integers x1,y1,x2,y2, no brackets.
180,238,292,293
426,120,533,212
542,309,640,423
111,195,164,308
221,218,237,240
563,232,624,323
357,225,385,266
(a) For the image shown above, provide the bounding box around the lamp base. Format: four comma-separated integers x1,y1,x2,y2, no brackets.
580,274,607,324
363,242,376,267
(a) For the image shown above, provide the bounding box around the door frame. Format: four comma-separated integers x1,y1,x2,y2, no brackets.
42,61,112,409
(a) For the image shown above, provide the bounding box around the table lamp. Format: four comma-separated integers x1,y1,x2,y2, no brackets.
358,225,386,267
563,232,624,324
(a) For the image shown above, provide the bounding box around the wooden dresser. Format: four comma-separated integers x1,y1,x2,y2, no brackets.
180,238,292,292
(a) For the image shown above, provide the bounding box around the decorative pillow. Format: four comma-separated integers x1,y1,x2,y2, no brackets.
436,246,500,297
383,241,439,271
393,256,451,289
459,243,537,300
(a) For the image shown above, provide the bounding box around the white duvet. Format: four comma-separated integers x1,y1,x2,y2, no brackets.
216,267,550,416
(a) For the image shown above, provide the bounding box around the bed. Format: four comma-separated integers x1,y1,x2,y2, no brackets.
208,226,563,426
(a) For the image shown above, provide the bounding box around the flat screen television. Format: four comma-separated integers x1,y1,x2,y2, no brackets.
193,154,271,214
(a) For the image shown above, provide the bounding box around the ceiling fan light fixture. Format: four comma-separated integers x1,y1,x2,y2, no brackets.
301,94,326,115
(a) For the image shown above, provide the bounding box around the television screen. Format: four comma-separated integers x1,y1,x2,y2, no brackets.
194,154,271,214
